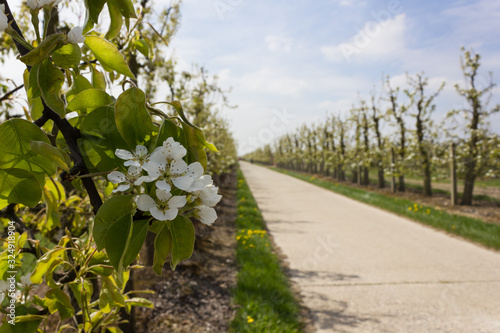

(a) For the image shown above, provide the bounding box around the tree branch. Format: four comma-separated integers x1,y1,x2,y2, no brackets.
0,84,24,103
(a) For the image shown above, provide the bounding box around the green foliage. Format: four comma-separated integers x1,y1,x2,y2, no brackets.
0,0,234,331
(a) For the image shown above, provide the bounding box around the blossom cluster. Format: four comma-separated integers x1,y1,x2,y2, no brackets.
107,138,222,225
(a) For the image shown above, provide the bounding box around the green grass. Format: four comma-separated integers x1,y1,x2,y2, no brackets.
271,167,500,251
230,169,304,333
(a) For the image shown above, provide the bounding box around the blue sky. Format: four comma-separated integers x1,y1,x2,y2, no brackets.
163,0,500,154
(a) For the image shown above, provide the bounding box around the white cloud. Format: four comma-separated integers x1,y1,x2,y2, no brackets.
238,67,309,96
265,35,293,53
322,13,407,63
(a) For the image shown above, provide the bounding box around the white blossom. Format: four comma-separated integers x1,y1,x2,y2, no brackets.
0,5,8,33
115,145,149,167
136,188,187,221
68,26,85,44
189,174,213,193
107,166,142,192
196,205,217,225
151,137,187,161
19,274,32,288
198,184,222,207
170,160,204,191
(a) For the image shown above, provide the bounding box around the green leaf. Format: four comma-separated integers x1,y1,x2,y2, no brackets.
98,278,126,314
91,65,107,90
169,101,217,151
182,123,208,169
66,74,93,102
105,218,148,271
79,106,130,172
38,59,65,117
0,305,42,333
52,43,82,69
69,280,93,312
125,297,154,309
0,169,42,209
133,39,149,58
19,33,65,66
115,87,157,147
27,63,41,100
169,215,195,270
104,213,132,271
152,224,171,275
31,141,70,172
0,119,56,175
84,36,135,79
106,3,123,40
93,195,135,251
30,247,66,285
66,89,113,114
83,0,106,33
122,219,149,267
41,179,66,231
45,288,75,320
107,0,137,18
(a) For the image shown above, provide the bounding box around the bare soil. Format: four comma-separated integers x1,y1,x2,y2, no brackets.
134,170,238,333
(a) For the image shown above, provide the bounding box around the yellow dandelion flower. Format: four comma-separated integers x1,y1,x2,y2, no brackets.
247,316,254,323
408,207,412,211
452,225,456,229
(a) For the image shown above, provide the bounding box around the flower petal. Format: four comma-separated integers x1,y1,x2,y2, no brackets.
108,171,127,184
149,147,168,164
112,184,131,193
187,162,204,179
156,188,172,202
128,166,142,176
124,160,141,167
135,175,155,186
169,195,187,209
142,161,162,179
172,175,194,191
136,194,155,211
162,207,179,221
156,180,171,192
150,206,169,221
170,159,188,176
135,145,148,157
197,206,217,225
199,185,222,207
115,149,134,160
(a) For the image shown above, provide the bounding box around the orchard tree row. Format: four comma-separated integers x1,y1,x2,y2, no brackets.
245,49,499,206
0,0,236,332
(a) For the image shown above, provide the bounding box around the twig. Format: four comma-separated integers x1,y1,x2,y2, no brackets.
0,84,24,103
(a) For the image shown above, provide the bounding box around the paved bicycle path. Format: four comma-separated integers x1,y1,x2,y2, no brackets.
240,161,500,333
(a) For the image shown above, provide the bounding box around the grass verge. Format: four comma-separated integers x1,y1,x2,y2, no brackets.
230,169,303,333
271,167,500,251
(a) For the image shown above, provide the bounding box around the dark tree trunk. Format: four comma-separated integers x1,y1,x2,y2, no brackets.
378,168,385,188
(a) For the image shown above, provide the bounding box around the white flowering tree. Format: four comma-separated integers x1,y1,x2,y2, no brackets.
0,0,223,331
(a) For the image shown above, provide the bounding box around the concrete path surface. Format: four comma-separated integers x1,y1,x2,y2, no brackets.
240,161,500,333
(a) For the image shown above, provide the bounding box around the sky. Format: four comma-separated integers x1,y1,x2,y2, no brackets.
1,1,499,155
161,0,500,155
